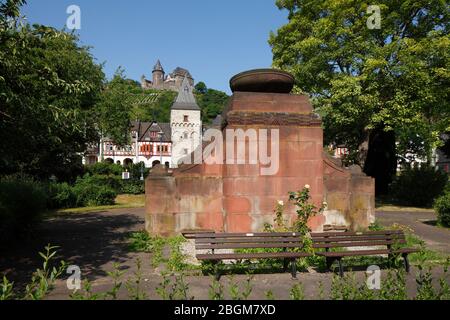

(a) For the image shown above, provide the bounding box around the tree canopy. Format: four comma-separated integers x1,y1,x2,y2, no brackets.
270,0,449,193
0,0,105,180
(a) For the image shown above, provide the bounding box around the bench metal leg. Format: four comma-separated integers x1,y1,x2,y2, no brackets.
337,258,344,278
213,262,221,281
291,259,297,279
402,253,410,274
326,257,334,270
283,258,288,272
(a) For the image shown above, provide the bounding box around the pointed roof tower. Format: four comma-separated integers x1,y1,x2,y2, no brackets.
153,59,164,73
171,76,200,110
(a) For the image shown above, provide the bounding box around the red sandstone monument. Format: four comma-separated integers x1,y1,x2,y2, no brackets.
145,69,375,236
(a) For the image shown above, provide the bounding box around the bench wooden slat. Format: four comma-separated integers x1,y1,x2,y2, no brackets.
311,235,405,243
194,232,303,239
196,243,306,250
197,251,311,261
317,248,419,258
312,239,406,249
311,230,403,237
195,237,303,244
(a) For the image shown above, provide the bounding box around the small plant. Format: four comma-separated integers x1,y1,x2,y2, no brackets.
156,272,194,300
289,186,326,235
265,290,275,300
24,244,67,300
70,279,102,300
318,281,325,300
105,263,125,300
125,258,147,300
0,276,14,301
167,236,188,272
379,269,407,300
289,283,305,300
208,278,225,300
415,260,450,300
228,275,253,300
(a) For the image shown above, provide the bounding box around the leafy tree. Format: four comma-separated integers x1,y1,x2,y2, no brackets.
195,84,229,124
269,0,449,194
194,81,208,94
0,0,105,180
96,68,133,146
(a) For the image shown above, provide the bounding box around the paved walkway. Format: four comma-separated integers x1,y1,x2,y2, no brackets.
377,211,450,254
0,207,449,299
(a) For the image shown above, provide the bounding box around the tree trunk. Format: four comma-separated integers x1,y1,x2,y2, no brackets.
363,128,397,195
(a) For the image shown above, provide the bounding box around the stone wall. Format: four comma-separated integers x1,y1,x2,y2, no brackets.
323,155,375,231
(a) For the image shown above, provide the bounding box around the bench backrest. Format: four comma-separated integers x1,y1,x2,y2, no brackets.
310,230,406,250
194,232,306,251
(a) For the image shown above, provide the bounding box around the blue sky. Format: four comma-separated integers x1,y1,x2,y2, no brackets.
22,0,288,93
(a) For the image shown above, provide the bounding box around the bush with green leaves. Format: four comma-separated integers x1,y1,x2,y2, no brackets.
72,175,117,207
120,180,145,195
435,192,450,228
46,182,77,209
390,165,448,207
84,162,123,176
0,175,47,243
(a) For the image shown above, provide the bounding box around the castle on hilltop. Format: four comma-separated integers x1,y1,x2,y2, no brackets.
141,60,194,91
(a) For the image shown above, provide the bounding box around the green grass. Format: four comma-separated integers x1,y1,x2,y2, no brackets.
376,197,435,212
51,194,145,216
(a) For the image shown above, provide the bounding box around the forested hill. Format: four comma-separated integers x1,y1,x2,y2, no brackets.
112,78,229,125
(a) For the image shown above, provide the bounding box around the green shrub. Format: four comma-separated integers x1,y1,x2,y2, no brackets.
0,176,47,243
435,192,450,227
72,176,117,207
46,182,77,209
120,180,145,194
84,162,123,176
390,165,448,207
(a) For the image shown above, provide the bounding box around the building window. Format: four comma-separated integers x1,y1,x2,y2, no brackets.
157,145,169,153
183,148,188,155
183,132,188,139
150,131,157,138
140,145,152,153
184,115,189,122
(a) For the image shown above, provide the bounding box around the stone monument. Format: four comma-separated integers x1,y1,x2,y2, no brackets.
145,69,375,236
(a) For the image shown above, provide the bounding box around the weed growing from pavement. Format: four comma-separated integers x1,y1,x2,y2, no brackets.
0,245,66,301
156,272,193,300
289,283,305,300
208,278,225,300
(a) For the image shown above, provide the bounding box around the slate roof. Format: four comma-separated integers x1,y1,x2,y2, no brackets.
153,60,164,72
131,121,171,142
170,67,193,79
171,77,200,111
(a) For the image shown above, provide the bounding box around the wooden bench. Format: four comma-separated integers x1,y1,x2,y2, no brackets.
311,230,419,277
194,232,312,279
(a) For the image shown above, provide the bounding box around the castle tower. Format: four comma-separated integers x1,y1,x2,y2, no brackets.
152,59,165,88
170,77,202,168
